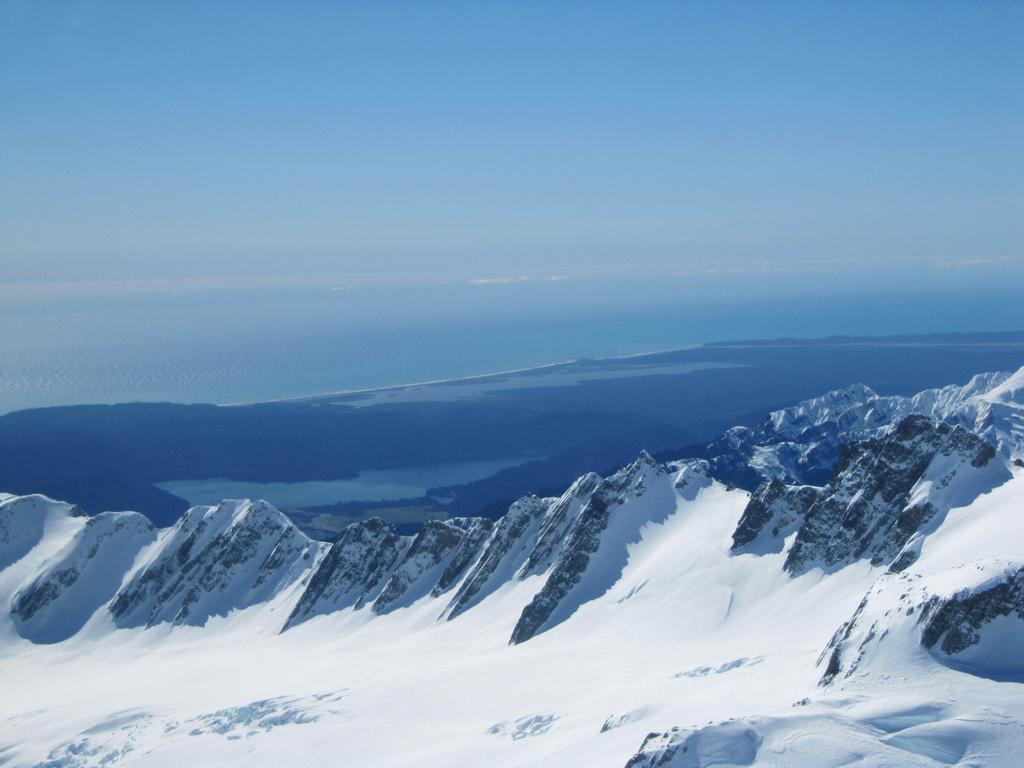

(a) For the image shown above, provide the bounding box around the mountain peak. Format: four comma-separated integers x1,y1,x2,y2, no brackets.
109,498,323,629
784,415,1007,575
13,511,157,643
284,517,409,630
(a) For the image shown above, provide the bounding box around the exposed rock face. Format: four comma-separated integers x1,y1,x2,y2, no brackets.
510,452,673,645
784,416,1001,575
898,369,1023,460
701,426,764,490
731,478,819,553
443,495,551,621
702,386,878,490
109,499,323,628
432,517,494,597
284,518,410,630
920,566,1024,656
818,591,873,686
372,519,480,614
511,496,612,644
519,473,600,578
623,721,762,768
672,459,714,499
819,559,1024,686
0,494,85,571
767,383,882,439
885,534,924,574
701,369,1022,491
12,511,156,643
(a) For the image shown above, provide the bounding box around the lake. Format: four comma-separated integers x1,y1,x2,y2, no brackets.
157,456,536,508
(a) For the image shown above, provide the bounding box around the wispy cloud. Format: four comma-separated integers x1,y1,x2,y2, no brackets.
934,255,1022,270
467,274,570,286
673,260,822,277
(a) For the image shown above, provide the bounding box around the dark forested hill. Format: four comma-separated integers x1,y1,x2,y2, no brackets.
3,332,1023,531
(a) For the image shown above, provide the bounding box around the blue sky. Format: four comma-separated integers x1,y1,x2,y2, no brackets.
1,1,1022,287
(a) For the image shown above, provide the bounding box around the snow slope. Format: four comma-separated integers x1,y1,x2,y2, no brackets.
0,371,1022,767
13,511,156,643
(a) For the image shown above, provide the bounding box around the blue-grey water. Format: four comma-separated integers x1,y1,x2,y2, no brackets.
157,456,534,507
1,277,1020,414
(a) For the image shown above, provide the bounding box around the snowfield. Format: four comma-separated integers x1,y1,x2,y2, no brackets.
1,369,1022,767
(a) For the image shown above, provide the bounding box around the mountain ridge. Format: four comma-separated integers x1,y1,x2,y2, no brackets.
1,365,1022,767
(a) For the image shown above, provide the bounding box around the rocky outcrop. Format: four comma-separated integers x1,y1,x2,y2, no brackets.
817,591,873,686
372,519,480,614
820,558,1024,686
432,517,494,597
12,511,156,643
518,473,600,578
784,416,1002,575
701,385,880,491
886,533,925,574
767,383,883,439
442,495,551,621
284,518,410,630
510,452,674,645
731,478,819,553
109,499,324,628
701,369,1022,491
624,721,762,768
920,565,1024,656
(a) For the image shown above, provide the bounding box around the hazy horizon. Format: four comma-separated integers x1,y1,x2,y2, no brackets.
2,277,1021,413
2,1,1022,411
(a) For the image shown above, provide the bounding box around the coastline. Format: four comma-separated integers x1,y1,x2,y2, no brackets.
222,344,706,408
227,329,1024,409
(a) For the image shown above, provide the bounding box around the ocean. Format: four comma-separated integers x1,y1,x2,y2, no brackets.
1,278,1020,414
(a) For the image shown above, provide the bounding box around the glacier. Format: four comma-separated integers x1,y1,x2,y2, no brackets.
0,367,1022,767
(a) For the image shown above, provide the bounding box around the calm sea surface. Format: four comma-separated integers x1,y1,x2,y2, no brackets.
1,279,1020,414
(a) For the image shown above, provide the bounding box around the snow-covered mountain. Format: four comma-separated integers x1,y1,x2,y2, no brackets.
284,517,410,628
13,510,157,643
108,499,324,629
1,367,1022,767
703,367,1024,489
